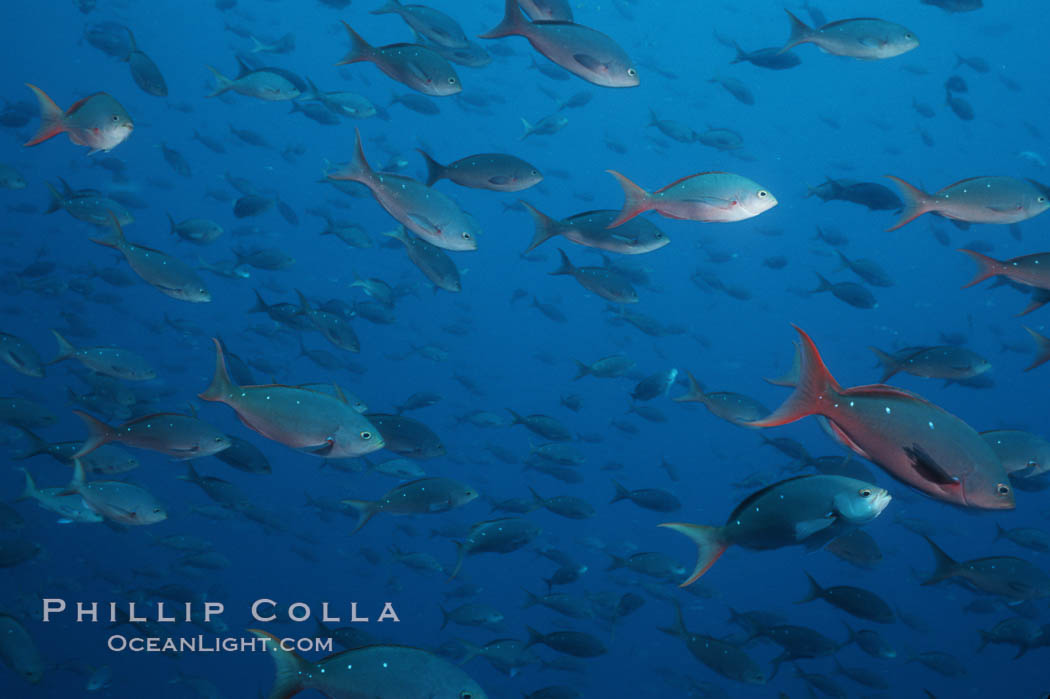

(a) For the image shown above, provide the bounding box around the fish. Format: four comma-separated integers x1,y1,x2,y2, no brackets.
199,338,383,458
167,214,223,245
371,0,469,49
959,250,1050,314
673,370,769,426
795,571,895,623
519,0,573,21
91,214,211,302
123,28,167,97
525,627,606,658
251,630,488,698
343,477,478,533
23,84,132,154
451,517,541,578
922,535,1050,601
922,0,982,11
632,368,678,401
869,345,991,383
659,601,765,685
610,480,681,512
365,412,445,459
886,175,1050,230
328,130,479,251
520,113,568,139
206,57,302,101
749,326,1015,510
779,11,919,60
0,331,44,378
0,614,44,684
419,151,542,191
63,458,166,525
48,329,155,380
606,170,776,227
522,205,669,255
573,354,634,379
982,429,1050,479
731,42,801,70
810,273,878,309
18,469,104,523
72,410,231,460
661,474,890,585
479,0,638,88
337,23,461,97
550,249,639,303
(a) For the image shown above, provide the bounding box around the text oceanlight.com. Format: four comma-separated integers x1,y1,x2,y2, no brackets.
107,634,333,653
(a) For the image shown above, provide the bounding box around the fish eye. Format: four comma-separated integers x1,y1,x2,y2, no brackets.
858,488,872,498
153,508,163,513
757,190,769,198
1039,196,1047,203
448,77,457,85
627,68,637,77
111,115,120,121
460,693,472,699
461,232,472,239
997,483,1011,495
360,431,372,440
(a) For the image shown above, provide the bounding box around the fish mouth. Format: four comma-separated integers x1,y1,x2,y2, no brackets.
871,491,892,515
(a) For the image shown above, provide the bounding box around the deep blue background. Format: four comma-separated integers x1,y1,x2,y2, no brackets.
1,0,1048,696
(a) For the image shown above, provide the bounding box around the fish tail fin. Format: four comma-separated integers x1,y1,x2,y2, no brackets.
249,289,270,313
249,35,267,53
747,326,841,428
294,288,311,313
337,22,374,65
1023,326,1050,372
18,468,39,501
44,181,64,214
506,408,523,425
343,499,378,534
370,0,402,14
416,149,445,186
72,411,116,458
658,522,728,586
49,329,76,363
524,625,544,648
439,605,449,629
520,201,561,254
1017,290,1050,317
448,541,467,579
23,83,66,147
976,629,990,653
61,457,88,496
89,212,128,250
672,369,705,403
478,0,526,39
326,128,372,183
958,248,1005,288
810,272,833,294
605,553,626,571
779,10,812,54
572,360,590,380
550,248,575,276
647,107,659,125
764,341,801,387
12,427,48,460
519,117,533,140
795,571,824,604
605,170,652,228
921,535,958,585
993,522,1007,541
248,630,306,699
166,211,177,235
609,479,630,504
657,599,688,639
199,337,237,402
868,346,900,382
884,175,933,231
205,66,233,97
730,42,746,64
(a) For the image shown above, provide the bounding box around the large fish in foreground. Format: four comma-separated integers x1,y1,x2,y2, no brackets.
199,338,383,459
327,130,479,251
661,475,890,585
23,84,133,154
606,170,776,227
479,0,638,88
250,630,488,699
748,326,1014,510
885,175,1049,231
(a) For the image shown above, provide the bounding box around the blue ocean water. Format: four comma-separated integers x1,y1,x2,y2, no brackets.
1,0,1048,696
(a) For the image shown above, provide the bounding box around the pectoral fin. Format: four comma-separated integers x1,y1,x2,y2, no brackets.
794,515,836,541
904,444,960,486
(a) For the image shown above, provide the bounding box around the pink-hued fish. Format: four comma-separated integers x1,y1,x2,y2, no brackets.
779,11,918,60
23,84,132,154
72,410,231,460
886,175,1050,231
337,23,461,97
606,170,777,228
959,249,1050,315
479,0,638,88
749,326,1014,510
198,338,383,458
327,130,479,251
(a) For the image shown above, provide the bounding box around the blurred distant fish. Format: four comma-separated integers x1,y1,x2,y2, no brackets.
123,28,167,97
0,614,44,684
521,204,669,255
72,410,231,460
0,331,44,378
779,11,918,60
45,179,132,226
550,249,638,304
206,57,301,101
519,0,573,21
922,0,982,11
63,458,166,525
606,170,776,227
479,0,638,88
419,150,542,191
383,226,461,292
371,0,469,49
23,84,132,154
730,42,800,70
49,330,155,380
344,477,477,533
